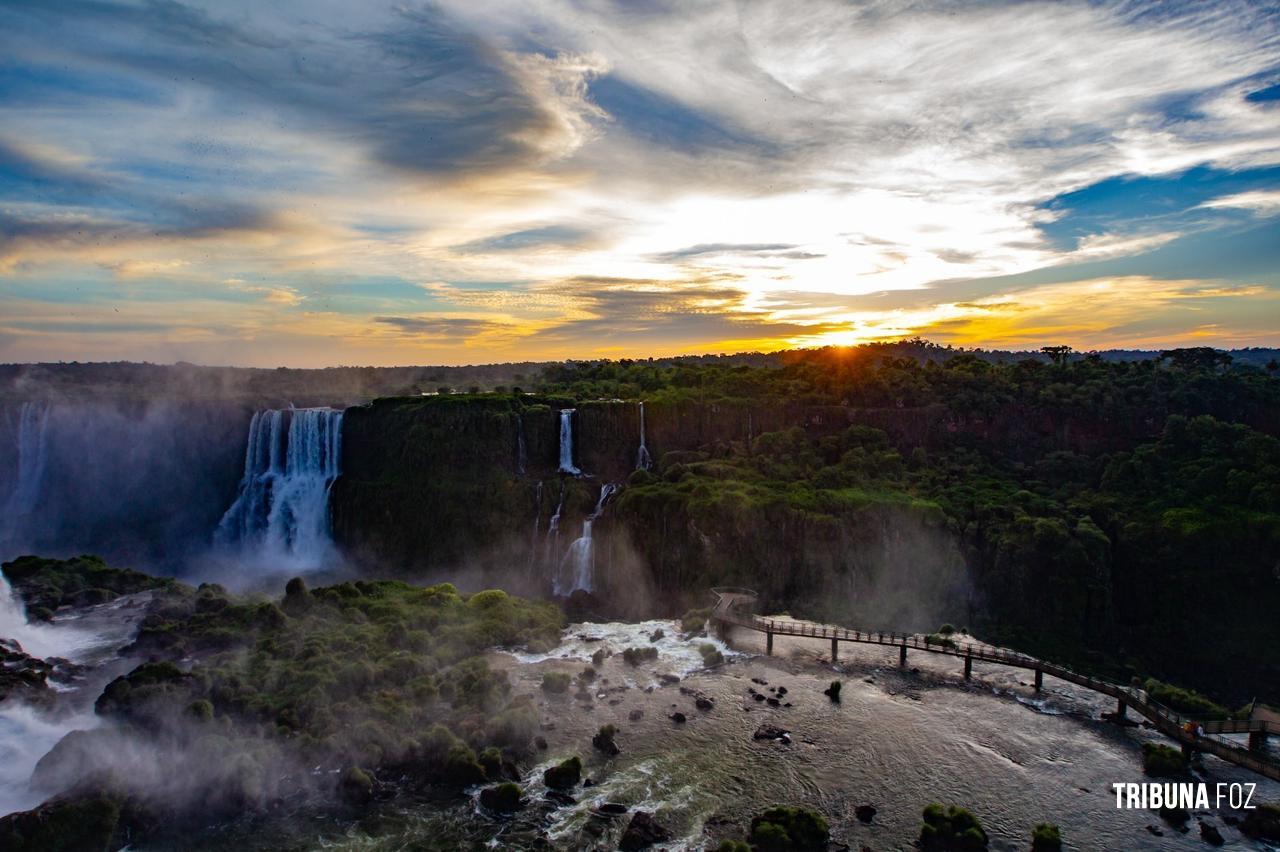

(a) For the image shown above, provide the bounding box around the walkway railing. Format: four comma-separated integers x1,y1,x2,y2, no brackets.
709,589,1279,782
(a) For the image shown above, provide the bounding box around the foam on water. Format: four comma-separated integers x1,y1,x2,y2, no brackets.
505,619,740,679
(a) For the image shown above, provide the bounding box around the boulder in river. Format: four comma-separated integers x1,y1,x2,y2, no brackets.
670,712,687,723
753,723,791,743
1198,820,1225,846
593,724,621,757
543,756,582,790
619,811,672,850
855,804,876,823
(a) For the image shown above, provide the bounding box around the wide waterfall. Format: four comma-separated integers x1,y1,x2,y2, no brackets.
1,402,51,549
558,409,580,475
636,401,653,471
215,407,344,569
554,483,618,595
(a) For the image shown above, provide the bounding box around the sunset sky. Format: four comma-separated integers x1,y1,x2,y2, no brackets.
1,0,1279,366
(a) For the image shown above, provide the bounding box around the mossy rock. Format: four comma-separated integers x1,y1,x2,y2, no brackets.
541,672,571,693
479,782,523,814
919,803,989,851
340,767,374,804
543,756,582,790
0,790,123,852
748,805,830,851
1031,823,1062,852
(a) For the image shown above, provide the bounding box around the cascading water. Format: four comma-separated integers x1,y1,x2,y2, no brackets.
516,415,528,475
544,484,566,567
635,401,653,471
557,409,580,475
554,483,618,596
528,480,543,569
215,407,344,569
1,402,51,549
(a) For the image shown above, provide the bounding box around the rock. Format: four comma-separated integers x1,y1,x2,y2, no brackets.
752,678,768,685
592,725,621,757
619,811,672,850
534,736,548,750
479,782,523,814
583,778,595,788
1242,805,1280,841
1199,821,1225,846
543,756,582,790
696,697,714,711
649,628,664,642
659,674,681,685
546,790,577,807
753,723,791,741
1147,825,1164,836
855,804,876,823
823,681,842,701
629,709,644,722
670,712,687,723
776,686,787,695
597,802,628,815
766,697,781,707
752,693,765,702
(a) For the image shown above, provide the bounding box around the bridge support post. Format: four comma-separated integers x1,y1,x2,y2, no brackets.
1181,743,1194,761
1250,730,1268,752
899,644,907,667
831,637,838,662
964,655,972,681
1116,698,1127,720
766,631,773,656
1034,669,1043,692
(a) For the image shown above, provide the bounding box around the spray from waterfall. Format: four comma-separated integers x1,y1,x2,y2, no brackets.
1,402,51,549
554,483,618,596
215,407,344,570
636,401,653,471
558,409,580,475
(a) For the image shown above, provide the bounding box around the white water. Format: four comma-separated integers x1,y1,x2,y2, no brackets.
0,704,98,816
0,574,95,661
554,483,618,595
636,401,653,471
558,409,580,475
1,402,51,549
517,415,527,475
505,618,739,677
215,407,344,570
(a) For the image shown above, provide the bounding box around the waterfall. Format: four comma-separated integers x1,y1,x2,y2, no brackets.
1,402,51,547
554,483,618,596
528,480,543,569
545,484,566,566
516,415,527,475
215,407,344,569
558,409,580,475
636,401,653,471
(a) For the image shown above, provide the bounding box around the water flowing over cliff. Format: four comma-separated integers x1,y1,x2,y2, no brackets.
554,483,618,596
558,409,580,475
0,403,50,550
216,407,344,570
635,401,652,471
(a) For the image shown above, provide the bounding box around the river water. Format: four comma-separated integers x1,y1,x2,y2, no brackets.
316,620,1280,851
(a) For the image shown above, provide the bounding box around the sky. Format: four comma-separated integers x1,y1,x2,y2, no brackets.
1,0,1279,367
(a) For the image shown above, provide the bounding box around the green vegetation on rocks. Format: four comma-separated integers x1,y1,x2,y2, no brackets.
1143,679,1229,719
543,756,582,790
622,646,659,666
2,554,179,617
1031,823,1062,851
541,672,571,693
748,806,830,851
1142,742,1186,776
919,803,989,851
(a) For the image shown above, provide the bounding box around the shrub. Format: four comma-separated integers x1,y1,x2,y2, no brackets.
1031,823,1062,852
622,646,659,666
1143,679,1228,719
716,842,751,852
698,643,725,667
541,672,571,693
478,746,502,779
939,623,956,635
1142,742,1185,777
919,803,989,851
340,767,374,804
680,607,712,633
925,633,958,650
748,806,830,851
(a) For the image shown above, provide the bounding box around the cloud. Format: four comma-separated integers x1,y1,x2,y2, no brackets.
1197,189,1280,215
648,242,801,263
372,315,506,338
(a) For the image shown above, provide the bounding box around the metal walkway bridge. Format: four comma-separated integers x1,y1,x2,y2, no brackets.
709,587,1280,782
